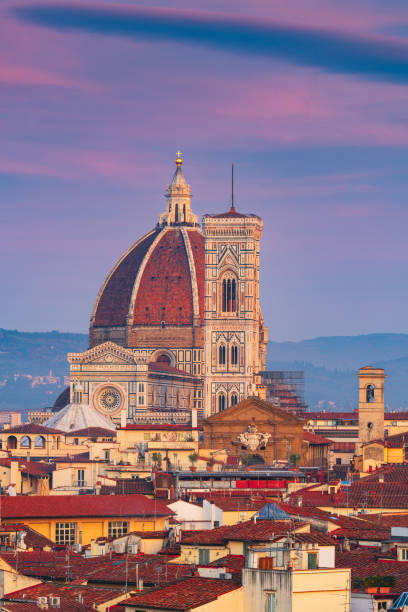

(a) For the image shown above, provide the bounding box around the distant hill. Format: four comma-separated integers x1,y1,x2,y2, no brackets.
267,333,408,410
0,329,407,412
0,329,88,411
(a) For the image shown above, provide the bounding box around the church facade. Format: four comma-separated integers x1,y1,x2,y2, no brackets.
67,153,268,423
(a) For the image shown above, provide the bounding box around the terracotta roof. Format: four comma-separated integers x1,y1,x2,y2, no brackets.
118,577,241,610
65,427,116,438
300,411,358,421
331,442,356,452
292,531,335,546
0,523,54,549
4,423,63,435
384,432,408,448
181,519,303,545
207,206,254,219
0,458,54,476
186,229,205,324
120,424,198,431
336,547,408,594
303,431,332,445
103,478,154,496
148,362,199,378
203,497,267,512
87,554,193,586
0,495,173,519
4,582,124,610
385,412,408,421
93,229,159,327
206,554,245,575
131,227,204,326
0,550,190,586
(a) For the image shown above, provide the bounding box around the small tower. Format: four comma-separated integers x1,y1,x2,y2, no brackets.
358,366,386,446
158,151,198,227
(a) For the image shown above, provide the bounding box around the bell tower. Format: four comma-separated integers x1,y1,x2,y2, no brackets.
358,366,386,447
201,182,268,417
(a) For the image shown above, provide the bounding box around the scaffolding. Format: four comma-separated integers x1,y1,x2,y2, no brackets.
259,371,307,415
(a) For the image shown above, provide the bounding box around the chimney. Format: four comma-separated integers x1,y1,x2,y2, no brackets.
10,459,22,494
191,409,198,429
120,410,127,429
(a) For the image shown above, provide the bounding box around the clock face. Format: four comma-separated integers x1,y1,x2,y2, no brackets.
96,386,122,414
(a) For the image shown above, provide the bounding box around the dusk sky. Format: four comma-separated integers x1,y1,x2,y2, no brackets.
2,0,408,342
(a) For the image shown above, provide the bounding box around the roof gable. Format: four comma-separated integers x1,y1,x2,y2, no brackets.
204,396,303,424
68,341,135,365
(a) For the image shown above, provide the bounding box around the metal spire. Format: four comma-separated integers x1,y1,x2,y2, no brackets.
231,163,235,211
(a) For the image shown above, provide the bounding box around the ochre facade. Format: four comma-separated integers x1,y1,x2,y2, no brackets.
202,397,305,464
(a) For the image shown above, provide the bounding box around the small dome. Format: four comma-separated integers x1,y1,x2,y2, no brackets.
44,403,116,433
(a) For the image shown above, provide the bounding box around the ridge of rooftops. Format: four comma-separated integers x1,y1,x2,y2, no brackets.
0,494,174,519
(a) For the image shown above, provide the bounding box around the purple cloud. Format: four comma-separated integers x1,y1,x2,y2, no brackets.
12,3,408,84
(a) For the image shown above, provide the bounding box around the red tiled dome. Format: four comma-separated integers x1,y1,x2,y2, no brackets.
91,226,204,332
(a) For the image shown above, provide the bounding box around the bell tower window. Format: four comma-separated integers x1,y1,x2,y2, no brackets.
231,345,238,366
218,344,226,365
222,276,237,313
366,384,375,403
230,393,238,406
218,394,226,412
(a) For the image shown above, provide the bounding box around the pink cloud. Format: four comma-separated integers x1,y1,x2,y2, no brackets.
0,63,98,90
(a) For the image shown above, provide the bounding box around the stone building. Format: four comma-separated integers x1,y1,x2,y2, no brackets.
63,153,269,423
202,396,305,464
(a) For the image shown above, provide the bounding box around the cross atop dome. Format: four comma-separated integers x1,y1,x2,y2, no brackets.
159,152,198,227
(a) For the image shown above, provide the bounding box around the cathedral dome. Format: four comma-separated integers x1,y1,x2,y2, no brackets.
90,154,204,349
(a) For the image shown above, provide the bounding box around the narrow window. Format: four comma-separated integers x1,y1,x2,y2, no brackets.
231,393,238,406
218,394,226,412
175,203,179,222
218,345,226,365
366,384,375,402
231,345,238,365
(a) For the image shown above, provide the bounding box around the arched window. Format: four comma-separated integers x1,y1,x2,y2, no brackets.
222,276,237,313
218,344,226,365
231,345,238,366
218,394,226,412
34,435,45,449
230,393,238,406
183,204,186,221
366,384,375,403
156,353,171,365
175,203,179,223
7,436,17,450
20,436,31,449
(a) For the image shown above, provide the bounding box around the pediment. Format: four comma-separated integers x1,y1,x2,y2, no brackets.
204,397,303,425
68,341,135,365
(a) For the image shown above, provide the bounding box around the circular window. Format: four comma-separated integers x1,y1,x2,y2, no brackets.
96,386,122,414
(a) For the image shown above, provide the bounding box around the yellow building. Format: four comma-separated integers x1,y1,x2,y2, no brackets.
1,423,108,459
117,423,199,470
360,431,408,472
243,534,350,612
0,494,172,546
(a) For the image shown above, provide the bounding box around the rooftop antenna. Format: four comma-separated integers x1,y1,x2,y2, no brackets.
231,163,235,211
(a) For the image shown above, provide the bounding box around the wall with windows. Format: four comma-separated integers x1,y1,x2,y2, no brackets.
2,516,167,546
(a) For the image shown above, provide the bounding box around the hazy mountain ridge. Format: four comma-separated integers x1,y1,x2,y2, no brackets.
267,333,408,410
0,330,407,411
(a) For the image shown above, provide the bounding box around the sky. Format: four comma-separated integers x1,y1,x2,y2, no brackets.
1,0,408,342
